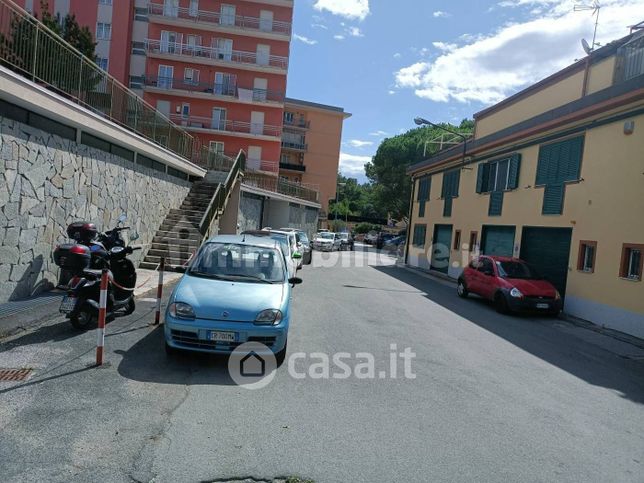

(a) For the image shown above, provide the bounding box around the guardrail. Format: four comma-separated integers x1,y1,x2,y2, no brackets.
243,172,319,203
170,113,282,138
200,150,246,239
281,141,308,151
246,158,279,173
279,162,305,172
145,38,288,70
147,2,292,36
284,118,310,129
144,75,285,103
0,0,201,162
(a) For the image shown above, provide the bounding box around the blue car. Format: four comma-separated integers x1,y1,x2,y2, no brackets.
164,235,301,364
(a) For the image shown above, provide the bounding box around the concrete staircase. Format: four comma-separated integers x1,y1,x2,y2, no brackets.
139,180,221,270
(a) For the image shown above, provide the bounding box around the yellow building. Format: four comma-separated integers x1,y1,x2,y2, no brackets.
405,30,644,338
279,98,352,220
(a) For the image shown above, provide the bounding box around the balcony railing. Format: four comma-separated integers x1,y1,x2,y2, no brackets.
148,2,292,37
145,39,288,70
279,162,305,172
247,158,279,173
284,118,310,129
244,173,319,203
144,76,285,103
170,114,282,138
281,141,307,151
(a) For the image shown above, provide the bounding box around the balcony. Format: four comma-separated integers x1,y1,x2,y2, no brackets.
145,39,289,72
243,173,319,203
247,158,279,174
279,162,305,172
281,141,307,151
143,76,285,104
148,2,292,38
169,114,282,138
283,118,310,129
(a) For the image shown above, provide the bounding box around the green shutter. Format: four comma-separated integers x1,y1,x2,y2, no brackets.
452,170,460,197
476,163,486,193
507,154,521,189
443,197,453,217
418,201,425,217
561,136,584,182
413,224,427,247
488,191,504,216
416,178,422,202
542,183,565,214
536,144,551,185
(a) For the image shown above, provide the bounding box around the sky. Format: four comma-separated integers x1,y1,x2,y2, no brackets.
285,0,644,183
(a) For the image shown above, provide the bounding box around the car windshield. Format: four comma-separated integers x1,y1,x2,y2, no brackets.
339,233,349,240
298,233,309,243
496,261,542,280
188,243,285,283
318,233,334,240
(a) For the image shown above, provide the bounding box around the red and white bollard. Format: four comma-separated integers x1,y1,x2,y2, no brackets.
96,269,109,366
154,257,165,325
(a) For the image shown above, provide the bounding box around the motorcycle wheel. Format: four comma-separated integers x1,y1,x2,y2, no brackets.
123,297,135,316
70,304,95,331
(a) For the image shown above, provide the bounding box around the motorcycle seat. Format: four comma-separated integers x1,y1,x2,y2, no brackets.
82,269,111,280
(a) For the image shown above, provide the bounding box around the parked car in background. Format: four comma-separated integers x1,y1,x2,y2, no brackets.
164,235,301,364
338,232,354,251
279,228,312,265
364,231,378,245
241,230,301,278
312,232,340,251
273,230,302,269
457,256,562,315
376,233,395,249
383,235,405,255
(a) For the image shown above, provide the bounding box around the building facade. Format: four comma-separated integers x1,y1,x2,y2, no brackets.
405,31,644,338
280,98,351,217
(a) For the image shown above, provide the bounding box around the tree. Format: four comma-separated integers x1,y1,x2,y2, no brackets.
364,119,473,220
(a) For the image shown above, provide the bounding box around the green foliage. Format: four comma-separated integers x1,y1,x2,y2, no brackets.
328,173,387,220
354,222,381,234
364,120,473,219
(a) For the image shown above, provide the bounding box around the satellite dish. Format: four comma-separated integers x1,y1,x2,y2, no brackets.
581,38,592,54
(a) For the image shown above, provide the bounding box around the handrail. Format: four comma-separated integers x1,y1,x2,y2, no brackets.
147,2,292,36
144,75,285,103
199,150,246,238
0,0,198,161
145,39,289,70
243,172,319,203
170,113,282,137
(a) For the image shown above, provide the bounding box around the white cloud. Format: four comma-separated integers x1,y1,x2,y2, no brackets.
334,34,345,40
393,52,401,58
433,10,451,18
347,26,364,37
347,139,374,148
313,0,370,21
293,34,317,45
395,0,643,105
312,23,328,30
388,90,396,95
369,130,389,137
340,152,372,179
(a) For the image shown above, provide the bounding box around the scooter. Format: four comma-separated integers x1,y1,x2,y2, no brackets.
54,215,141,330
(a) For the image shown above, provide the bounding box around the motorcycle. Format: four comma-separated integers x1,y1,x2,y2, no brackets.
54,214,141,330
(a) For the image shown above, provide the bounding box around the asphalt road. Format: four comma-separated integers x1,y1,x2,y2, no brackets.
1,245,643,483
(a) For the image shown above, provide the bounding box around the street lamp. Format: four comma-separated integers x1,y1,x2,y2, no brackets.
414,117,469,169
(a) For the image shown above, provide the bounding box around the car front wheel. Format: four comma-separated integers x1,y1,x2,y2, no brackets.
495,293,510,314
457,280,469,298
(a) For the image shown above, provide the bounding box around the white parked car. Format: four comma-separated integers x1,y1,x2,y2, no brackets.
240,230,301,279
312,232,340,251
272,230,302,269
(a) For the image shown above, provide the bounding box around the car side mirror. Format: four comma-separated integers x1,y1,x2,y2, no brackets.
292,252,302,260
289,277,303,287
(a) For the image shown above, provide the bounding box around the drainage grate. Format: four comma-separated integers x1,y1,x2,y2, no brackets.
0,368,33,382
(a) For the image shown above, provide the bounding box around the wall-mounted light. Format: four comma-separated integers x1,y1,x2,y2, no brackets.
624,120,635,135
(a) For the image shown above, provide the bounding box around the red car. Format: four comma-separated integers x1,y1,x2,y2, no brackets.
457,256,562,315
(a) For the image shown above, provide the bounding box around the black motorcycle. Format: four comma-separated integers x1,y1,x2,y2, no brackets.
54,215,141,330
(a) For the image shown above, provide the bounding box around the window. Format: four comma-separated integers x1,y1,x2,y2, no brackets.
280,153,290,164
215,38,233,61
284,111,294,123
577,241,597,273
220,4,236,26
536,136,584,215
417,175,431,218
479,258,494,274
96,57,108,71
441,170,460,217
209,141,224,155
98,0,112,5
620,244,643,281
453,230,461,250
469,231,478,253
157,65,173,89
184,68,199,84
214,72,236,95
412,225,427,248
188,0,198,17
96,22,111,40
181,103,190,118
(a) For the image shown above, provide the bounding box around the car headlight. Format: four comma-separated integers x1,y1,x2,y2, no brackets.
168,302,196,320
509,287,524,299
255,309,282,325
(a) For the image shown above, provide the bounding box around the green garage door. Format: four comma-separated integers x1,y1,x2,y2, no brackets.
481,225,516,256
520,227,572,299
431,224,452,274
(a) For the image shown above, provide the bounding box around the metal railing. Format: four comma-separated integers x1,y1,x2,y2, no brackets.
147,3,292,36
281,140,308,151
247,158,279,173
170,113,282,138
145,38,289,70
0,0,201,161
144,75,285,103
200,150,246,239
279,162,305,172
284,118,310,129
243,173,319,203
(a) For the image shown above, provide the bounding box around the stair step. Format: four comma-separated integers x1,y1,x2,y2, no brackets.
151,241,200,251
143,254,194,266
156,229,201,239
147,249,196,260
153,234,202,244
169,208,204,216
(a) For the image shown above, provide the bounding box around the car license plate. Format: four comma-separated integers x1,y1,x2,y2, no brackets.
536,303,549,309
59,296,77,314
209,331,236,342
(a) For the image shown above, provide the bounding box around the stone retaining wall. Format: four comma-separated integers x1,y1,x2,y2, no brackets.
0,117,191,302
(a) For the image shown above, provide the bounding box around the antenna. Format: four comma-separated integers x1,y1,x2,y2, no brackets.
574,1,601,53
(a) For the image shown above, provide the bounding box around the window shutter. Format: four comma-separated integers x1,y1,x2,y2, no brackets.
507,153,521,189
476,163,486,193
416,178,423,202
561,136,583,181
488,191,504,216
452,170,460,197
443,197,452,217
542,183,565,214
536,145,551,185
